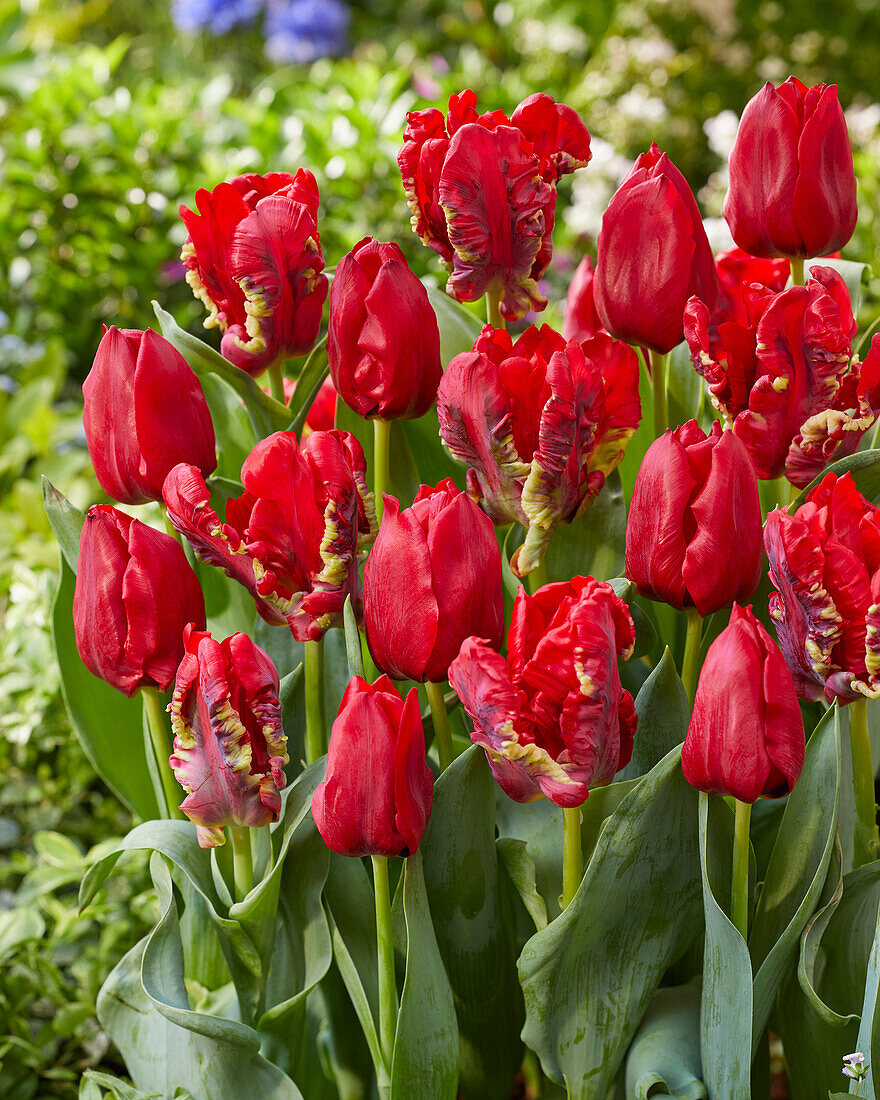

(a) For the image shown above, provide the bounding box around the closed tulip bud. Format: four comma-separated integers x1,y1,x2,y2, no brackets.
312,675,434,858
765,472,880,704
682,604,804,802
83,327,216,505
399,89,590,322
170,626,288,848
563,256,606,343
328,237,442,420
73,505,206,696
448,577,637,808
594,143,717,354
180,170,328,376
625,421,762,616
363,479,504,682
724,78,857,259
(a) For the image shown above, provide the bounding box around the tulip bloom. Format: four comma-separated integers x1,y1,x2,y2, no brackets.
712,248,790,333
684,266,880,486
169,626,288,848
73,505,206,696
164,429,376,641
363,479,503,682
724,78,857,259
328,237,442,420
180,170,328,376
625,421,763,616
563,256,606,344
398,90,591,322
312,675,434,857
437,324,641,576
83,327,216,505
593,143,717,354
448,577,637,807
765,471,880,703
681,604,804,802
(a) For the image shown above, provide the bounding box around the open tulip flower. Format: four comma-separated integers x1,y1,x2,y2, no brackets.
398,89,591,322
685,266,880,487
437,323,641,577
765,471,880,704
448,577,637,807
163,429,376,641
710,248,790,347
169,625,288,848
180,170,328,376
724,77,857,260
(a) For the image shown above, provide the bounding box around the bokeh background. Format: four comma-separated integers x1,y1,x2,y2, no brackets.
1,0,879,1093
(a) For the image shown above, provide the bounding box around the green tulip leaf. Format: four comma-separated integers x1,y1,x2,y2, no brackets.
853,875,880,1100
542,468,626,584
42,476,84,572
390,848,459,1100
287,335,329,436
624,979,708,1100
424,282,482,368
619,646,689,781
518,748,701,1094
796,835,854,1027
420,747,524,1098
667,341,709,433
617,360,655,506
198,372,259,483
496,837,548,932
400,406,466,493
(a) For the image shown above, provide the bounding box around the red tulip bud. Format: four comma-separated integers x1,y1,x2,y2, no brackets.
72,505,206,696
682,604,804,802
312,675,434,858
83,327,216,505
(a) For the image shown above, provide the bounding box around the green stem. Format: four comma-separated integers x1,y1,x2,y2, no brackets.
648,349,668,438
142,687,184,819
790,257,805,286
425,680,454,771
163,515,185,549
373,418,391,526
268,362,286,405
371,855,397,1090
229,824,253,902
486,284,504,329
681,607,703,704
527,557,549,594
850,698,879,867
731,798,752,940
304,637,326,764
561,806,583,909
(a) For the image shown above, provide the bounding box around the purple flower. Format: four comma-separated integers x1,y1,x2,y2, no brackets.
172,0,263,33
264,0,349,63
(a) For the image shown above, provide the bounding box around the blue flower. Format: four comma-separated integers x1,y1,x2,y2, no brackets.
264,0,350,63
172,0,264,35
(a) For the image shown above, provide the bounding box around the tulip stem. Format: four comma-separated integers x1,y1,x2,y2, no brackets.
681,607,703,704
425,680,455,771
229,825,254,902
561,806,583,909
373,418,391,526
731,798,752,940
371,854,398,1086
304,637,326,764
142,687,185,820
648,349,668,438
486,285,504,329
268,363,286,405
850,698,879,867
790,257,805,286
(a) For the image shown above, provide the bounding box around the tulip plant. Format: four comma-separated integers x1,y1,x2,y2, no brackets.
42,78,880,1100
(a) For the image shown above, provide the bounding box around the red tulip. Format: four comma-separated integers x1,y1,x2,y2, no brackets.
684,267,880,486
180,170,328,376
681,604,804,802
169,626,288,848
312,675,434,858
363,479,504,682
398,89,591,322
83,327,216,505
765,471,880,704
593,143,717,354
449,576,636,807
328,237,442,420
163,429,376,641
437,323,641,576
563,256,606,343
724,78,857,259
712,248,790,335
73,505,206,696
625,421,763,616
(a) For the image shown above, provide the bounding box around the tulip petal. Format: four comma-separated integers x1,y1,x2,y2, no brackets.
793,87,858,257
393,688,434,855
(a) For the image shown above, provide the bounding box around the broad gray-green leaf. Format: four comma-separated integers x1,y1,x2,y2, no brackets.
496,838,548,932
390,848,459,1100
198,372,258,482
287,336,329,436
854,883,880,1099
543,469,626,584
42,477,84,572
667,341,709,433
425,282,482,367
624,980,707,1100
518,748,701,1094
420,747,523,1099
0,906,45,963
796,837,854,1027
620,647,689,780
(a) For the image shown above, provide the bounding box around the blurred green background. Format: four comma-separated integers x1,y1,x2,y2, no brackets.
1,0,879,1094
